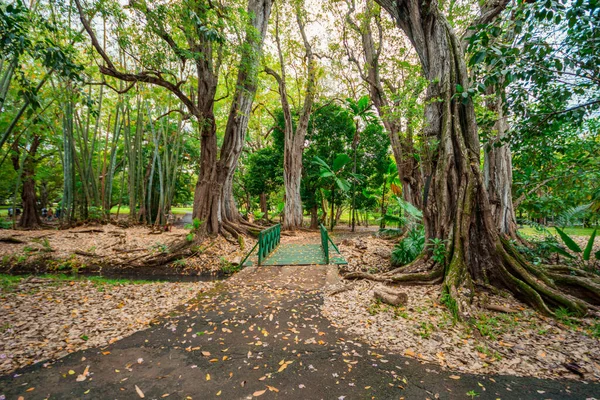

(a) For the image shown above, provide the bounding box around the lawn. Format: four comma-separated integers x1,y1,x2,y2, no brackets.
108,206,192,215
518,225,597,237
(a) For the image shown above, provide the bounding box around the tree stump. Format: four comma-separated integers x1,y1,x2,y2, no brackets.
373,286,408,306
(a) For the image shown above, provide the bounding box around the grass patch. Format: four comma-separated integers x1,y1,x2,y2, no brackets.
0,274,25,292
518,225,599,237
108,206,192,215
0,273,156,293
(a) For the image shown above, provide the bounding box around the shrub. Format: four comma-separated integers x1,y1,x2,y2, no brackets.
391,225,425,266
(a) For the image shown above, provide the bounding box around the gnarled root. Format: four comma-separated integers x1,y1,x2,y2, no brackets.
341,237,600,320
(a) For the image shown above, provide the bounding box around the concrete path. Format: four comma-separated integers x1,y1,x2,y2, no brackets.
1,265,598,399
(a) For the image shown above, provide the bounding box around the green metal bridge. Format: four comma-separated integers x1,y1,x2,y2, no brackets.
241,224,347,267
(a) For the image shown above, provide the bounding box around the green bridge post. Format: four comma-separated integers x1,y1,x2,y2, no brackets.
258,224,281,265
320,224,330,264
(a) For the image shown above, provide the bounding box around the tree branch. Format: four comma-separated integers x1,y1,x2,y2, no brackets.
74,0,199,117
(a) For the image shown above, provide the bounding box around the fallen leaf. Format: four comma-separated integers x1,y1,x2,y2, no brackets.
206,373,211,381
449,375,461,380
253,389,266,397
135,385,145,398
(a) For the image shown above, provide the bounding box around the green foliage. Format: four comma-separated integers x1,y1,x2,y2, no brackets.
185,218,203,242
428,238,447,265
391,226,425,266
219,257,241,275
150,243,169,254
555,307,579,328
545,228,600,271
416,321,435,339
440,287,459,321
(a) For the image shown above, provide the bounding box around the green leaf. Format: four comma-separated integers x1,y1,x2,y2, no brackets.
547,244,576,259
596,250,600,260
332,154,351,171
583,229,597,261
312,156,330,170
357,95,369,111
555,227,582,253
319,170,334,178
336,178,350,192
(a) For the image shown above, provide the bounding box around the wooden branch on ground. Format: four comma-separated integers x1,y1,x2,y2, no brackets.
0,237,26,244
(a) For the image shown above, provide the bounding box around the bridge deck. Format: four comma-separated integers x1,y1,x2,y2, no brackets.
243,243,347,267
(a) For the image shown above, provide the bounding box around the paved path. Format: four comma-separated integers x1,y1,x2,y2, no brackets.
1,265,598,399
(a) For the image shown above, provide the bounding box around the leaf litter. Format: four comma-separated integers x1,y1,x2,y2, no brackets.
0,276,213,374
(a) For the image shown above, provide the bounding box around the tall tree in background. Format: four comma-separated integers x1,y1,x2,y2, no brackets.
218,0,273,236
343,0,424,209
353,0,600,318
265,2,318,230
75,0,271,235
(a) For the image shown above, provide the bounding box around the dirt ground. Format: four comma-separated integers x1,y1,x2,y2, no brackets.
0,276,214,374
0,224,253,277
325,232,600,382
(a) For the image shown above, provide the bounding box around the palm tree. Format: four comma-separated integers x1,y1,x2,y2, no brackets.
344,96,378,231
313,154,353,231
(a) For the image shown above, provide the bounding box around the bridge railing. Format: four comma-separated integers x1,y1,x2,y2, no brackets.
320,224,343,264
320,224,330,264
257,223,281,265
239,223,281,267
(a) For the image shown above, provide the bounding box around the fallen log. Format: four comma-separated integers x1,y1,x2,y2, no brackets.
0,237,26,244
374,286,408,306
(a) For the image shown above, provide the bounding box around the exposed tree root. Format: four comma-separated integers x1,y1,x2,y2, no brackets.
342,238,600,320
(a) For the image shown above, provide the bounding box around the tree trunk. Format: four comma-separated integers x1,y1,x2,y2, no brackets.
310,203,319,229
347,1,423,208
364,0,599,318
259,193,268,218
11,135,42,228
483,87,519,239
194,0,273,236
266,4,317,231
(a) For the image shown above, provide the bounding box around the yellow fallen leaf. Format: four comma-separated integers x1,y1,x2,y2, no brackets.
277,363,288,373
259,376,266,381
26,387,35,392
161,394,170,398
222,356,228,361
253,389,266,397
68,370,75,375
202,351,211,357
216,391,222,396
135,385,145,398
267,385,279,392
449,375,461,380
404,349,415,357
206,373,211,381
102,351,111,355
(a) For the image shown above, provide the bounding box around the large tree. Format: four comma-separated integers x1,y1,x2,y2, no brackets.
265,1,318,230
348,0,600,319
75,0,272,235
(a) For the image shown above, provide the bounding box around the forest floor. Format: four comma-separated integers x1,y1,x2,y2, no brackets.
1,263,598,399
0,275,213,375
0,225,599,398
0,222,253,278
327,232,600,382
